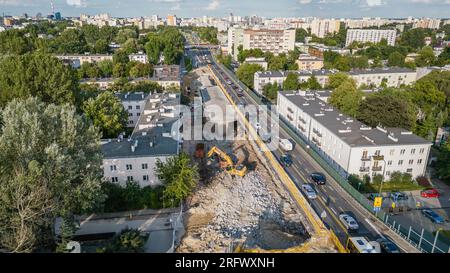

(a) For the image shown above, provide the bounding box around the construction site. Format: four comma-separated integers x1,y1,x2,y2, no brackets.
176,67,338,253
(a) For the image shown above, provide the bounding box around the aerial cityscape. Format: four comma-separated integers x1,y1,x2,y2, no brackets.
0,0,449,263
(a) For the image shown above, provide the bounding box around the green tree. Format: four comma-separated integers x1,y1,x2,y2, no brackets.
93,38,109,54
328,78,362,117
98,228,147,253
0,53,78,108
295,28,308,43
0,29,33,54
436,140,450,182
263,82,279,101
283,73,300,90
145,33,162,65
387,51,406,67
307,76,321,90
236,63,264,89
53,28,89,54
83,91,128,138
0,97,104,252
415,46,436,67
155,153,199,205
327,72,350,89
98,60,114,78
400,28,426,49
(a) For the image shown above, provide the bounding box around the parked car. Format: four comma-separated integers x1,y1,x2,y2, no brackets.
280,154,293,167
368,193,381,201
421,209,445,224
421,188,440,198
376,238,400,253
301,184,317,199
310,172,326,185
339,214,359,232
280,139,293,151
390,192,408,201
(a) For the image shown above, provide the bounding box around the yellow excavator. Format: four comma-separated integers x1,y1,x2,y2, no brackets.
207,146,247,177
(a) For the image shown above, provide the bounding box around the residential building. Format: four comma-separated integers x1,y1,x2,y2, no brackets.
80,77,155,90
227,26,245,60
310,19,340,38
115,92,149,127
277,90,431,180
150,65,181,90
244,57,268,70
345,29,397,47
253,67,417,94
102,92,181,187
413,18,441,29
296,54,324,71
129,51,148,64
55,54,113,69
242,28,295,56
308,44,351,58
167,14,178,26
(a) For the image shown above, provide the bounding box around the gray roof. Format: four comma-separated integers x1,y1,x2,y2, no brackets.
280,91,430,147
114,92,148,102
102,93,181,159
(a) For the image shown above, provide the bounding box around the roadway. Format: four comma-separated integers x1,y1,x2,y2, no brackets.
196,50,403,248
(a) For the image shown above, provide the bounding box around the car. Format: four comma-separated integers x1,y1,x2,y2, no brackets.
280,138,293,151
280,154,293,167
301,184,317,199
376,238,400,253
339,214,359,232
421,209,445,224
310,172,326,185
390,192,408,201
368,193,381,201
421,188,440,198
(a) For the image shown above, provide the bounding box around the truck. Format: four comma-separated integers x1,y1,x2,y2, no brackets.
280,139,293,151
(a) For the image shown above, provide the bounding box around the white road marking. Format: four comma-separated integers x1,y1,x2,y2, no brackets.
365,218,385,239
330,207,338,216
338,206,345,212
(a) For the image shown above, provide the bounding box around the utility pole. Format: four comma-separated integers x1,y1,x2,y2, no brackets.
50,0,55,16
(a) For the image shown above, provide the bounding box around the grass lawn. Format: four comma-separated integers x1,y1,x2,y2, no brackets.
360,182,425,193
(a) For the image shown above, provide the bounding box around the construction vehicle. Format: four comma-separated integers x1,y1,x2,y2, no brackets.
207,146,247,177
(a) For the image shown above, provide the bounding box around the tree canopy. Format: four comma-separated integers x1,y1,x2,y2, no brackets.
236,63,264,89
328,78,362,117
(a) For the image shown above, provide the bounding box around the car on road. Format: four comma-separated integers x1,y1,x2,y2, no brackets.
368,193,381,201
376,238,400,253
420,188,440,198
390,192,408,201
280,154,293,167
421,209,445,224
280,138,293,151
301,184,317,199
339,214,359,232
310,172,326,185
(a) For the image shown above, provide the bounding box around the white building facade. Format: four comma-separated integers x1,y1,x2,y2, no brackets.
345,29,397,47
277,91,431,180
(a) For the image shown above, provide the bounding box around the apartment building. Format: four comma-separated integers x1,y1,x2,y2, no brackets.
310,19,341,38
277,91,431,180
253,67,417,94
345,29,397,47
102,93,181,187
242,28,295,56
308,44,351,58
55,54,113,69
128,51,148,64
150,65,181,90
115,92,149,127
227,26,245,60
296,54,324,71
80,77,155,90
167,14,178,26
413,18,441,29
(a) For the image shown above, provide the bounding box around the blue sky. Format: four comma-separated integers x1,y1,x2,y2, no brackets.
0,0,449,18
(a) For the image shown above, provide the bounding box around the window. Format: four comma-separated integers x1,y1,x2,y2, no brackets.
129,112,133,117
137,113,140,116
128,105,132,110
411,149,416,155
386,171,391,176
126,164,133,170
418,159,423,164
400,149,405,155
406,168,413,173
129,120,134,124
136,105,140,110
387,160,392,166
110,165,117,171
142,163,148,169
111,177,118,183
127,176,134,182
389,149,395,156
375,150,381,156
419,148,425,154
362,150,368,159
398,160,403,166
143,175,149,181
409,159,414,165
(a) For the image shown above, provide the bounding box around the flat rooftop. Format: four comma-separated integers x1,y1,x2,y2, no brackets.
256,67,416,78
151,65,181,82
280,90,430,147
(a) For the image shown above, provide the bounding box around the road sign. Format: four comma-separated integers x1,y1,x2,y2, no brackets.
374,196,383,208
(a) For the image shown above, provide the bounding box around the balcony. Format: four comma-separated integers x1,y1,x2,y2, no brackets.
313,129,322,138
372,166,382,172
359,167,370,172
312,137,321,147
372,155,384,161
298,117,307,124
288,107,294,114
361,157,371,161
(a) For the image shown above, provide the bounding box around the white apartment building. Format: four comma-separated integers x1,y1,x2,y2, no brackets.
243,28,296,56
55,54,113,69
115,92,149,127
310,19,341,38
227,26,244,60
253,67,417,94
128,51,148,64
102,93,181,187
277,91,431,180
345,29,397,47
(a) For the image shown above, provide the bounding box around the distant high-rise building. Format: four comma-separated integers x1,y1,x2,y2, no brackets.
413,18,441,29
310,19,340,38
54,12,62,21
346,29,397,47
243,28,295,56
167,14,177,26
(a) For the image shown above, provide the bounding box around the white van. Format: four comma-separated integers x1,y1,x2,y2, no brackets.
280,139,293,151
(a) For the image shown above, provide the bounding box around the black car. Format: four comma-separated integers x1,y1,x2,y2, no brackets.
310,172,326,185
376,238,400,253
280,154,293,167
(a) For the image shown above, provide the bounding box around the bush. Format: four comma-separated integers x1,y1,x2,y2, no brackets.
97,228,148,253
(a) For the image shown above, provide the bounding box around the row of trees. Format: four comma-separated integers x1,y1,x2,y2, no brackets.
237,46,300,70
77,60,153,79
144,27,185,65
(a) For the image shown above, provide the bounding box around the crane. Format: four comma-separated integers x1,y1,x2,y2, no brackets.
207,146,247,177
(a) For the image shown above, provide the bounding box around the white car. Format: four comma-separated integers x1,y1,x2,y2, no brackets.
301,184,317,199
280,138,293,151
339,214,359,232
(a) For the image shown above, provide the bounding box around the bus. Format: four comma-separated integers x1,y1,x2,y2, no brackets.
346,237,381,253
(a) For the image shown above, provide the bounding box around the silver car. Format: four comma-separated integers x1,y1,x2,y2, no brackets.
339,214,359,232
301,184,317,199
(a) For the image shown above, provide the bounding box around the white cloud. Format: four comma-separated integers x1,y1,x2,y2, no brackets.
205,0,220,10
171,3,181,10
66,0,87,7
298,0,312,3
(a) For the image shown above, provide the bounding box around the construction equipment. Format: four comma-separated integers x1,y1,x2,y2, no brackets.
207,146,247,177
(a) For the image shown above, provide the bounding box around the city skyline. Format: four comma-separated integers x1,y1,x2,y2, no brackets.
1,0,450,18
